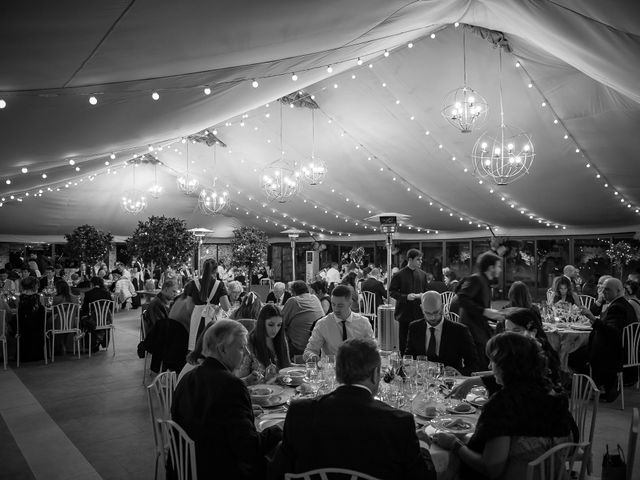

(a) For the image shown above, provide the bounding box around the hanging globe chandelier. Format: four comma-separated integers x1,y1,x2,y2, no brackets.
198,144,229,215
148,163,163,199
301,109,327,185
121,165,147,214
177,141,199,195
441,27,488,133
471,48,535,185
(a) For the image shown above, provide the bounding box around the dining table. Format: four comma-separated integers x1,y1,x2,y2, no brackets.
543,321,592,370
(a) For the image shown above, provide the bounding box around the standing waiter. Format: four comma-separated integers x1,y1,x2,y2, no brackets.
389,249,429,353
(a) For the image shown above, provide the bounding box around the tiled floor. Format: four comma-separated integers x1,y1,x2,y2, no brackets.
0,308,638,479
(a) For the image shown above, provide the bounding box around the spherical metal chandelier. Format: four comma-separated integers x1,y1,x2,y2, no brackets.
198,187,228,215
148,164,163,199
471,48,535,185
177,141,199,195
121,190,148,214
441,27,488,133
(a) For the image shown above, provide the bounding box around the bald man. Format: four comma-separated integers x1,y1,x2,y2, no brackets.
587,278,636,402
405,291,479,375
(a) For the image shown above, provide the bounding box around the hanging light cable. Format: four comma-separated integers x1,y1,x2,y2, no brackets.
471,48,535,185
177,141,199,194
198,143,229,215
121,163,147,214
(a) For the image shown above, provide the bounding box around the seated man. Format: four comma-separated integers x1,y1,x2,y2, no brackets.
38,266,58,292
172,320,282,480
273,338,436,479
303,285,374,361
282,280,326,356
266,281,291,306
405,291,479,375
143,279,179,335
80,276,114,350
360,267,387,311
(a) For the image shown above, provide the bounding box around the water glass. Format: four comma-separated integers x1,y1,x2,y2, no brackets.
305,361,320,394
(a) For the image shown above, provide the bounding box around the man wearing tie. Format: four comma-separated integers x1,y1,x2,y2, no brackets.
389,249,429,353
303,285,374,361
405,291,479,376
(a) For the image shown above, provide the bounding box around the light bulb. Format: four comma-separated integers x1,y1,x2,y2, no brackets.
105,161,110,166
252,79,259,88
327,65,333,73
89,96,98,105
454,22,460,27
383,50,389,57
42,173,47,179
204,87,211,95
151,92,160,100
430,33,436,39
407,42,413,48
291,73,298,81
0,99,6,109
69,159,75,166
21,167,28,173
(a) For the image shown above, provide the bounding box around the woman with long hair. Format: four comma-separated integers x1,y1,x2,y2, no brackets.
436,333,575,480
309,279,331,314
230,291,262,320
552,276,580,305
236,304,291,385
52,280,78,305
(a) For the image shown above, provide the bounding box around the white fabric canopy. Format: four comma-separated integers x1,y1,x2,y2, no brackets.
1,0,639,238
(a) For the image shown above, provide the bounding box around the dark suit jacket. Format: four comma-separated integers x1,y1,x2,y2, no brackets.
80,287,112,317
266,291,291,306
457,272,493,369
361,277,387,309
389,267,429,324
38,275,60,292
273,385,436,480
172,357,281,480
405,319,479,375
589,296,636,370
427,280,448,294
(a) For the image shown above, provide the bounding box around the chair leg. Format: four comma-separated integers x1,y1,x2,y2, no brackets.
16,334,20,368
620,373,625,410
111,329,116,357
88,332,92,357
51,333,55,363
43,334,48,365
3,341,7,370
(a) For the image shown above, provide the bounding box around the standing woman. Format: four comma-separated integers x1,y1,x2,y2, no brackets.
236,304,291,384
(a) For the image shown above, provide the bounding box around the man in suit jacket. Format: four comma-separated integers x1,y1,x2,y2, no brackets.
172,320,282,479
360,267,387,310
426,272,448,294
266,282,291,306
272,338,436,480
406,291,479,375
390,249,429,353
457,251,505,369
38,266,59,292
587,278,637,402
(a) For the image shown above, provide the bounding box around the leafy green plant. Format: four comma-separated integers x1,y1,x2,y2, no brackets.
64,224,113,266
125,216,197,269
230,226,269,288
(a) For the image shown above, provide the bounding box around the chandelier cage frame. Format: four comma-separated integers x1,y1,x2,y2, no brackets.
148,163,163,199
441,27,488,133
301,109,327,185
121,164,148,214
198,143,229,215
260,101,301,203
471,47,535,186
177,140,199,195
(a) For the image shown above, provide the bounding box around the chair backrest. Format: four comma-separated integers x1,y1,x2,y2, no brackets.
157,419,198,480
447,312,460,323
569,374,599,445
285,468,382,480
147,370,177,419
622,322,640,368
0,309,6,340
628,408,639,480
578,295,595,309
52,303,80,332
441,291,455,307
361,291,376,317
89,299,115,328
526,441,591,480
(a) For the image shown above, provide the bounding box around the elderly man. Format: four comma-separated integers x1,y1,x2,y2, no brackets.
266,282,291,307
143,279,179,334
172,320,282,479
457,251,505,369
227,280,245,307
390,248,430,353
304,285,374,361
282,280,325,356
587,278,636,402
274,338,436,479
406,291,479,375
587,274,613,317
562,264,580,292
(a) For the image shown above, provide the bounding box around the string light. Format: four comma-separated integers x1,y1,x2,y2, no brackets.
0,99,6,109
151,92,160,100
204,87,211,95
89,96,98,105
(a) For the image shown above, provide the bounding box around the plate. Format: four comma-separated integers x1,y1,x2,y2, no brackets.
278,367,307,386
411,394,441,420
428,416,476,435
466,396,488,408
248,384,284,397
255,412,287,432
446,403,477,415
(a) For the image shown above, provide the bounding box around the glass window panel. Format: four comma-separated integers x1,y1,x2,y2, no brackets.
422,242,444,280
503,239,536,299
536,239,570,295
445,241,472,280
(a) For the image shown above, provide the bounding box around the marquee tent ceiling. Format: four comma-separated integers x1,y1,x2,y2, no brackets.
1,0,639,241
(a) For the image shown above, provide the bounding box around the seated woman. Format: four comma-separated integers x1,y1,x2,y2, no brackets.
226,280,245,309
435,332,575,480
502,281,541,318
236,304,291,385
229,291,262,330
443,267,459,292
552,276,580,306
16,276,45,362
309,279,331,315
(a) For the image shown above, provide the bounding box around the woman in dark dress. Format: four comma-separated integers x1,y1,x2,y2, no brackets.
17,276,45,362
434,332,575,480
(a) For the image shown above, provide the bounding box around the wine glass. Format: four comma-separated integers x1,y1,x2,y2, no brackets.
402,355,416,383
305,360,320,395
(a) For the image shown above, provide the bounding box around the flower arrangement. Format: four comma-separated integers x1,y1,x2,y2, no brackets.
519,251,534,266
349,246,365,267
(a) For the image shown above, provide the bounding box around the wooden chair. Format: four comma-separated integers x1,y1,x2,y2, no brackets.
619,322,640,410
441,291,455,316
0,310,6,370
628,408,639,480
578,295,595,310
156,419,197,480
88,299,116,357
44,303,82,363
526,441,590,480
447,312,460,323
147,371,177,480
285,468,382,480
569,374,599,474
361,291,377,335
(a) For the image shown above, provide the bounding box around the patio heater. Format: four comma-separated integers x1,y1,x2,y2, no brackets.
281,228,306,280
365,213,410,304
188,227,214,274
